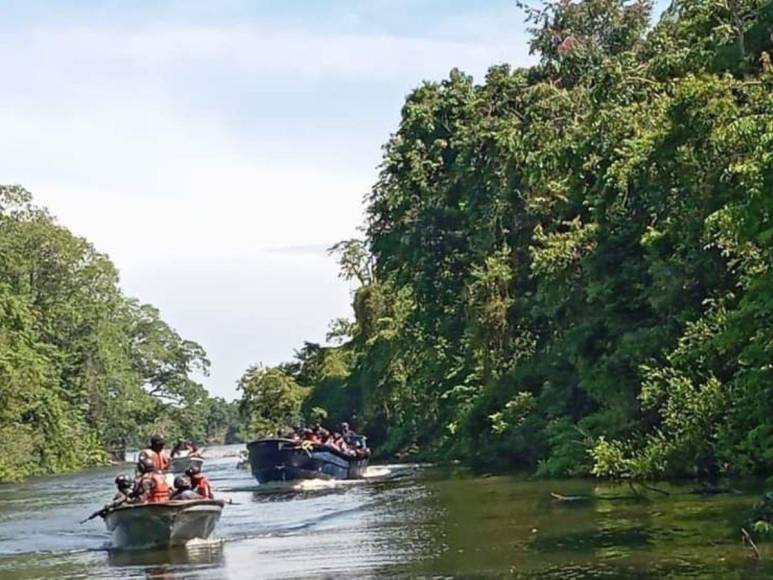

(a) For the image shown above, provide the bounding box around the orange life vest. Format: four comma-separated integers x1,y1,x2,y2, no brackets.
142,472,170,503
141,449,170,471
193,475,214,499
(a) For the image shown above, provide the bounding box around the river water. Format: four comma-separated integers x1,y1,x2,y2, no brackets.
0,444,771,579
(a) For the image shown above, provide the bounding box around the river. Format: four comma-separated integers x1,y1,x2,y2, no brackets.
0,444,771,579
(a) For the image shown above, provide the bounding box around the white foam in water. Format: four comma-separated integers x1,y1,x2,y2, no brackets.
297,463,422,488
289,464,420,488
185,537,224,548
248,463,425,493
293,478,364,491
362,465,393,479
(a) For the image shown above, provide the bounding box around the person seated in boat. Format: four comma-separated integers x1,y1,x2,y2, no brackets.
188,443,203,458
185,464,214,499
340,422,362,448
301,428,320,445
133,455,171,504
279,426,299,440
320,431,333,447
106,474,133,509
340,433,353,454
333,432,356,456
138,433,171,472
170,475,204,500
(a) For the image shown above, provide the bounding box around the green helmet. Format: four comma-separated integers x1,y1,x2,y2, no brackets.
114,474,132,490
173,475,192,490
185,464,202,477
137,455,155,473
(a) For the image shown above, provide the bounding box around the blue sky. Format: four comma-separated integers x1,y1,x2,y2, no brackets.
0,1,661,399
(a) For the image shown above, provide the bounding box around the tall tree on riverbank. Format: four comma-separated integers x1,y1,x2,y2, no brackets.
241,0,773,478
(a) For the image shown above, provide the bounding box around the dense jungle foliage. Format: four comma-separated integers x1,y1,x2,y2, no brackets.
239,0,773,479
0,186,242,481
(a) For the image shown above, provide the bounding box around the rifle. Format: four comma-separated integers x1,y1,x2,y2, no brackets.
80,497,128,524
80,506,109,524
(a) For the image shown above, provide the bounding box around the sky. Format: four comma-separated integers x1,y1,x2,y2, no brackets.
0,0,540,399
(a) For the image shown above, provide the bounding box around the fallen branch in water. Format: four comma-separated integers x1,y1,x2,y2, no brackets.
550,492,589,502
637,481,670,496
741,527,761,559
628,480,649,500
690,483,740,496
550,491,642,502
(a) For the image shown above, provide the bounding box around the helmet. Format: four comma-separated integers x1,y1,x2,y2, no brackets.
138,450,155,463
115,474,132,489
137,455,155,473
150,433,165,448
185,464,202,477
173,475,192,490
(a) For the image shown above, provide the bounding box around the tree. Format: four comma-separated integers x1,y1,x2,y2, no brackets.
235,0,773,480
328,239,374,287
0,185,225,480
238,365,307,436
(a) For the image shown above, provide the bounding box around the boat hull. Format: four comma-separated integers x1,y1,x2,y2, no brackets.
247,439,369,484
104,500,224,550
170,455,204,474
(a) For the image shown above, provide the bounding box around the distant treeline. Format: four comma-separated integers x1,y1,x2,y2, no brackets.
237,0,773,479
0,186,244,481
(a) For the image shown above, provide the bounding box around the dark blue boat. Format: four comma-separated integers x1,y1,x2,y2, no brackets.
246,437,369,484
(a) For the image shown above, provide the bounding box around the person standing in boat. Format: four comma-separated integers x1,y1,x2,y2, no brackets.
138,433,171,472
185,464,214,499
133,455,171,503
170,439,189,458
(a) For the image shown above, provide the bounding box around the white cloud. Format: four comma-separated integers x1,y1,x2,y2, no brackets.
0,13,533,398
2,23,531,96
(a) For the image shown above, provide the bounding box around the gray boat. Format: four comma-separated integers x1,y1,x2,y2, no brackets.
170,455,204,474
103,499,225,550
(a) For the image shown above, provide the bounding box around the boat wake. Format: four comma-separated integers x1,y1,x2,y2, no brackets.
362,465,393,479
242,463,421,494
183,537,225,549
292,478,363,491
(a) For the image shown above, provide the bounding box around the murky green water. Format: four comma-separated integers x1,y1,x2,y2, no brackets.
0,445,770,578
